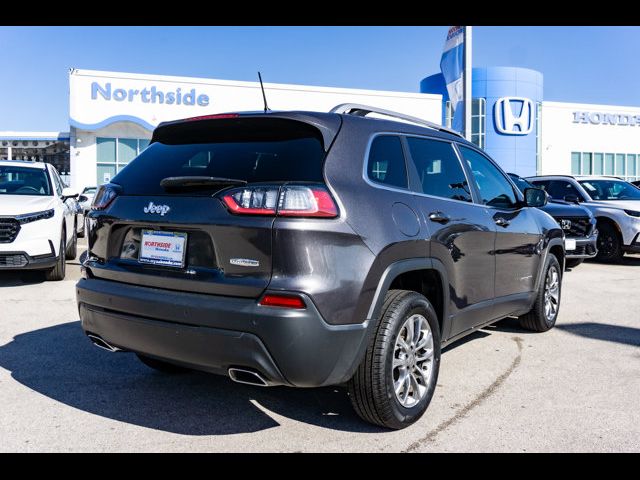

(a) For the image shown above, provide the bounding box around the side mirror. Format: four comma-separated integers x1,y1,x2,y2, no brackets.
61,187,79,200
78,195,89,203
564,194,580,204
524,187,548,208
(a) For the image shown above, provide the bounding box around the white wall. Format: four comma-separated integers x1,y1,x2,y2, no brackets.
540,101,640,176
70,122,151,191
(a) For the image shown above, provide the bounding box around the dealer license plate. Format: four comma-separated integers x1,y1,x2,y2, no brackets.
564,238,576,251
139,230,187,268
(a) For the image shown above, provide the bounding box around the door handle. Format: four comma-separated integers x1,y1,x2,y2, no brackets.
495,217,510,227
429,211,450,224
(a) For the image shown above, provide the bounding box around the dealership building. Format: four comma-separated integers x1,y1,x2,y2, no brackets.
1,67,640,191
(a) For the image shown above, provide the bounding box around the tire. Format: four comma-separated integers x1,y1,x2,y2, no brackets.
565,258,583,269
519,253,561,332
596,222,623,262
136,353,189,373
66,223,78,260
347,289,441,430
45,232,66,281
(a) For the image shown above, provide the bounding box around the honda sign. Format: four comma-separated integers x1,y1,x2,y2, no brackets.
494,97,534,135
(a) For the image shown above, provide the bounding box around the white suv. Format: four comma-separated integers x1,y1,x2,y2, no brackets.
0,160,79,280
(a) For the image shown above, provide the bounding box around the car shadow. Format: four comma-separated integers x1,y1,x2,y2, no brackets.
0,321,384,435
0,270,45,287
586,255,640,267
556,322,640,347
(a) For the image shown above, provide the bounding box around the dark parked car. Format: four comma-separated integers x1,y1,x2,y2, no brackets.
77,105,565,429
527,175,640,262
508,173,597,268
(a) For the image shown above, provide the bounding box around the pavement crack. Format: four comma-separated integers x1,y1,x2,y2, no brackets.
403,336,524,453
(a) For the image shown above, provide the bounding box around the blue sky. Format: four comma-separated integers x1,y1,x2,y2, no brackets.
1,26,639,131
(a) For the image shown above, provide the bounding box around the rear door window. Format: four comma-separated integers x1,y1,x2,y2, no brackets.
406,137,472,202
113,117,327,196
366,135,408,189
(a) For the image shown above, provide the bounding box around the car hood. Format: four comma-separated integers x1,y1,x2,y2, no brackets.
586,200,640,211
0,195,56,216
540,201,592,217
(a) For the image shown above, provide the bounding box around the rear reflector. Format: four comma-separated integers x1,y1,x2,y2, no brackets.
259,294,306,309
221,185,338,218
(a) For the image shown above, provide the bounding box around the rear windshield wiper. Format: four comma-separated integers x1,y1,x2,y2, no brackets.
160,176,248,190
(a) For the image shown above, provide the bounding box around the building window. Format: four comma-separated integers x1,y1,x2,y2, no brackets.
604,153,615,175
571,152,581,175
444,99,485,150
581,153,592,175
593,153,603,175
470,98,486,149
615,154,625,176
96,137,150,185
628,154,637,178
571,151,640,182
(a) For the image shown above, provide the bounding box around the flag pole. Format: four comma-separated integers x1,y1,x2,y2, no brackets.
463,26,473,141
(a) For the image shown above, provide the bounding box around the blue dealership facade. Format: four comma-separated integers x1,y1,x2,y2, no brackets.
421,67,543,178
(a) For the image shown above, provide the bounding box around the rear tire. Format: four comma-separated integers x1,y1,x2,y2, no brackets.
596,222,623,262
348,289,441,429
565,258,583,269
519,253,561,332
45,233,66,281
136,354,189,373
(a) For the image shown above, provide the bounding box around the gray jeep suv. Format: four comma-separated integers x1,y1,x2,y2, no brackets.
77,105,565,429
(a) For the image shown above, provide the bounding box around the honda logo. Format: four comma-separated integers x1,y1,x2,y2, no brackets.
494,97,534,135
560,219,572,230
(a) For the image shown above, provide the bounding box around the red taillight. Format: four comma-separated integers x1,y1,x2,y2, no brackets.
259,294,306,309
221,185,338,218
222,187,278,215
185,113,239,122
91,184,119,210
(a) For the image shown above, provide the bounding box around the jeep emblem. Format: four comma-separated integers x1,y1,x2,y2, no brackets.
144,202,171,216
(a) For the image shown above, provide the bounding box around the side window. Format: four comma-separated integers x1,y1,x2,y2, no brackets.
50,168,62,196
547,181,583,201
366,136,408,189
406,137,472,202
530,180,551,192
458,145,518,209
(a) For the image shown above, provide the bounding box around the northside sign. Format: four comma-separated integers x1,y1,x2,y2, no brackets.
573,111,640,126
91,81,210,107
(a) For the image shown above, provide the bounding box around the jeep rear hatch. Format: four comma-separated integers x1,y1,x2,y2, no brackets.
87,114,340,297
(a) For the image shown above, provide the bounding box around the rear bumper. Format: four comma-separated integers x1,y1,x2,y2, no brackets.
76,278,370,388
0,251,57,270
565,232,598,259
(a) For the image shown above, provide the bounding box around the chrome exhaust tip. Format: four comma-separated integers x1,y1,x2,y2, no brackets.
228,368,269,387
87,334,121,353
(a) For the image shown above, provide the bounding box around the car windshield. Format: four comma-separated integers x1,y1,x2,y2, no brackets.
0,166,52,196
578,179,640,201
508,174,535,194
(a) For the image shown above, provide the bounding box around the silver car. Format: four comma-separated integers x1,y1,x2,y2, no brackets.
527,175,640,261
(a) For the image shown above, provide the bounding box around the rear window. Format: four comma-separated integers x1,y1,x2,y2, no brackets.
112,117,326,195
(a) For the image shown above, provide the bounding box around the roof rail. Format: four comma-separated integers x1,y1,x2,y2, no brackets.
329,103,464,138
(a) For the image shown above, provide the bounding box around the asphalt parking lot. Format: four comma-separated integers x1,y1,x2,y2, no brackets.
1,238,639,452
